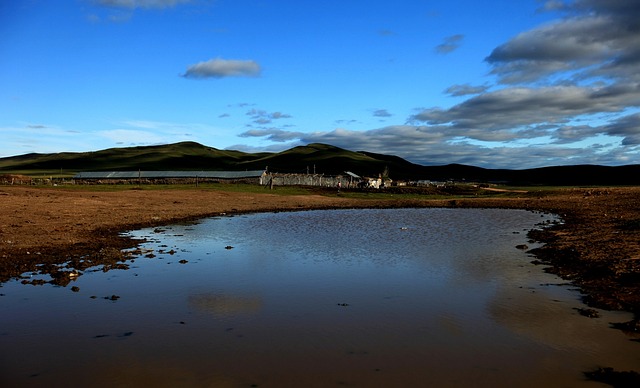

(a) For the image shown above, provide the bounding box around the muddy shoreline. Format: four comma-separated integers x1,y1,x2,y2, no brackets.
1,185,639,321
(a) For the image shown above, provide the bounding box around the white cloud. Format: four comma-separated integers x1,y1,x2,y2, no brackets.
372,109,392,118
232,124,638,169
243,108,292,126
160,1,640,168
444,84,489,97
486,1,640,84
239,129,304,142
411,84,639,132
435,34,464,54
603,112,640,145
183,58,261,79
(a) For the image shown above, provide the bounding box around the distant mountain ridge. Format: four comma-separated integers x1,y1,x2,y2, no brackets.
1,141,639,186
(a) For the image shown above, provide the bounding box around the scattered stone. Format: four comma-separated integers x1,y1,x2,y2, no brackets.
71,286,80,292
515,244,529,250
21,279,47,286
574,308,600,318
337,303,350,307
225,245,234,250
178,259,188,264
104,294,120,301
584,367,640,386
611,319,640,333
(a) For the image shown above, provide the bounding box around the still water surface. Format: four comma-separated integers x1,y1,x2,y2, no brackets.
1,208,638,387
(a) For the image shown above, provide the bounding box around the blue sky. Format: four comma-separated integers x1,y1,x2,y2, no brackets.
1,0,639,169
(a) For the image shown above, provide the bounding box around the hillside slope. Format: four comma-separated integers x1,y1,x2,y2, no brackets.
1,141,639,185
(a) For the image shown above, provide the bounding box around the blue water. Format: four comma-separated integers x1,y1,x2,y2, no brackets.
1,208,637,387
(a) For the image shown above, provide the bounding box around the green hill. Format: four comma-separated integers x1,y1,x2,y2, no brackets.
0,142,258,173
0,142,408,177
1,141,639,185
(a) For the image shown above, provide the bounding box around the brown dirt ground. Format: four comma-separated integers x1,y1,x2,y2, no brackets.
1,185,640,321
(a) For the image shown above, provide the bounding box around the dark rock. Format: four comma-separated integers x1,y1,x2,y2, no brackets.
584,367,640,386
574,308,600,318
611,319,640,333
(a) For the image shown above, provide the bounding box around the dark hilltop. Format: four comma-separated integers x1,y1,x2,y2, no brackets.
1,141,639,186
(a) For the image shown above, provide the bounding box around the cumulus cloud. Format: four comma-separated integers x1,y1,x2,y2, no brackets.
372,109,392,118
246,109,292,125
549,124,603,144
435,34,464,54
405,0,640,168
239,128,304,142
230,1,640,169
444,84,490,97
232,124,636,169
335,119,358,125
487,0,640,84
183,58,261,79
603,113,640,146
412,84,638,132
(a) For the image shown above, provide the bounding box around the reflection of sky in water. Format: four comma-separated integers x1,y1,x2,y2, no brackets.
189,293,263,316
2,208,638,387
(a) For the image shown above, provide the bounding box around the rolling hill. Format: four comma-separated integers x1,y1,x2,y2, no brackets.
1,141,639,186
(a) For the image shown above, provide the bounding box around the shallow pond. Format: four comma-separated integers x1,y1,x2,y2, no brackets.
1,208,638,387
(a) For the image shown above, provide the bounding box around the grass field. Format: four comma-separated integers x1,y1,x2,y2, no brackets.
6,180,570,202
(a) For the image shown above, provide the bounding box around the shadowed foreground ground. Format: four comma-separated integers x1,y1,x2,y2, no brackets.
2,185,639,384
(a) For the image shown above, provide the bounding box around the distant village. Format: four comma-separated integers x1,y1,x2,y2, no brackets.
1,170,449,188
